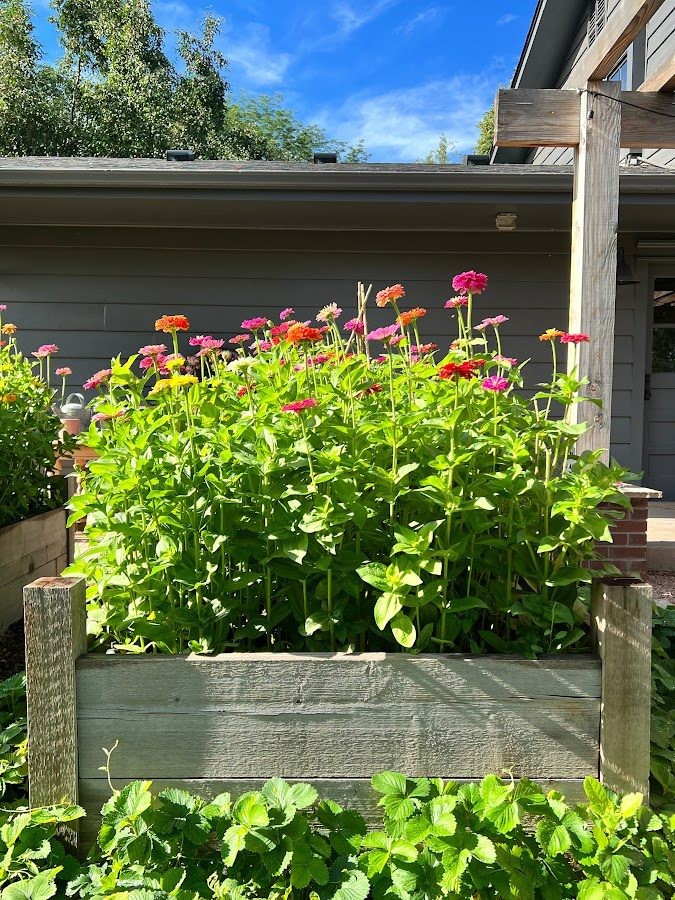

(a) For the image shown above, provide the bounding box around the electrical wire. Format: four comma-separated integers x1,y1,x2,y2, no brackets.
584,88,675,120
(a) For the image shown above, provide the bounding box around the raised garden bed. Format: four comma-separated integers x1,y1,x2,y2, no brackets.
0,508,66,632
24,575,653,848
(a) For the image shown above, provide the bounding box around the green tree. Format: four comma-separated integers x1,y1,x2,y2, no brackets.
0,1,369,161
474,106,494,154
419,133,456,164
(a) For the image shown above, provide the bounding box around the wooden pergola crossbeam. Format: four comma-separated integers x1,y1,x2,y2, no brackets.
495,89,675,149
639,54,675,93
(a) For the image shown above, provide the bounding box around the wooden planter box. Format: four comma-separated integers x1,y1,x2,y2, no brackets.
24,577,653,848
0,509,67,632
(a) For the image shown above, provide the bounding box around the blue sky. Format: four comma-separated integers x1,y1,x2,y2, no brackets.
31,0,537,162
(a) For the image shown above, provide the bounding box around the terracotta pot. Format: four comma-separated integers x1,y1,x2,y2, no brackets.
60,417,81,436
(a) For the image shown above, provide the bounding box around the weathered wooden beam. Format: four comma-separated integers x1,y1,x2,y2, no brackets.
568,81,621,462
639,54,675,92
568,0,666,85
591,581,652,796
24,576,86,848
494,88,675,148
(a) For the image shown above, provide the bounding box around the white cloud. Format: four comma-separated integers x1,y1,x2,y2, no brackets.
398,7,445,35
330,0,402,37
152,0,192,28
316,74,496,161
221,23,294,86
497,13,517,25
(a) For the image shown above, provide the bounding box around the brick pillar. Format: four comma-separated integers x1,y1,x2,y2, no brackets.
593,487,662,578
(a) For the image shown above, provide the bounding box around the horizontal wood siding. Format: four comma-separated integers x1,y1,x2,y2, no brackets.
0,509,67,630
76,653,601,841
642,0,675,166
0,229,642,471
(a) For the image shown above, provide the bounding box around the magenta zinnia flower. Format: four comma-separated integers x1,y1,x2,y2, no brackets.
140,354,166,370
482,375,509,392
561,332,590,344
282,397,318,413
241,317,269,331
343,318,364,334
280,307,294,321
452,271,488,295
367,323,401,343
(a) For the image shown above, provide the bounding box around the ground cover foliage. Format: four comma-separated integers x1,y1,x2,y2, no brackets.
69,276,629,655
0,312,70,528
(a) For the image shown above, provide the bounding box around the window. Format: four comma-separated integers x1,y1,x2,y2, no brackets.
652,279,675,374
588,0,607,47
608,56,629,90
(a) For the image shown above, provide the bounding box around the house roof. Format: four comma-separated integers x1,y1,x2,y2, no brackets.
0,157,673,233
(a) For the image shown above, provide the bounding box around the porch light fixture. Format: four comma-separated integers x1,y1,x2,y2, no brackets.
616,247,640,285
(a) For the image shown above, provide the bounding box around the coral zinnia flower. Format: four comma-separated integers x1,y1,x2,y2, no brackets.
398,307,426,326
286,323,324,344
229,334,251,345
83,368,112,390
375,284,405,307
561,332,590,344
1,324,16,335
539,329,564,342
282,397,318,413
139,343,167,357
452,271,488,295
482,375,509,392
155,314,190,333
55,367,72,376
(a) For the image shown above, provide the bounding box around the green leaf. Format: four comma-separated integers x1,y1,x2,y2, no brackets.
390,612,416,648
584,777,609,811
536,820,571,857
471,835,496,864
288,782,319,809
372,772,408,796
233,792,270,828
619,792,643,819
356,562,389,592
374,593,403,630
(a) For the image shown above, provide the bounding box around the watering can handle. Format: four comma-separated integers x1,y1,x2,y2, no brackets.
64,392,86,408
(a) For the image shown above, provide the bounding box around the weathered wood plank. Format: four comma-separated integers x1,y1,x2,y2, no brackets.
494,89,675,149
76,653,602,708
0,554,67,632
77,696,601,781
571,0,666,84
78,777,591,846
568,81,622,462
25,577,87,847
0,539,68,587
591,581,652,796
0,508,65,560
639,54,675,92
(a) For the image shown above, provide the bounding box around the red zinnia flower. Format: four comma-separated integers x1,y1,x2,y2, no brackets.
282,397,318,413
438,360,482,380
561,332,590,344
155,314,190,333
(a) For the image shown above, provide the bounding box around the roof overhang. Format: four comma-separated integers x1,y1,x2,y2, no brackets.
0,158,673,234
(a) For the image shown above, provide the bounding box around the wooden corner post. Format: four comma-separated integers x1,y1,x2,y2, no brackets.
568,80,622,463
24,577,86,826
591,580,652,797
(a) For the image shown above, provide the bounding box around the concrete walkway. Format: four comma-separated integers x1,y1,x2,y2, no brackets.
648,501,675,573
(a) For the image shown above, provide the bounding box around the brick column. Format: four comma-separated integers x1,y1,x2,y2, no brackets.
593,487,662,578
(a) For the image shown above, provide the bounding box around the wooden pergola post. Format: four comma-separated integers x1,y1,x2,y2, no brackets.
568,81,622,461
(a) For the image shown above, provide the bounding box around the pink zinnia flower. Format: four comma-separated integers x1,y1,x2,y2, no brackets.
474,320,490,332
411,343,437,354
258,340,274,352
140,354,166,370
83,368,112,390
344,318,365,334
280,307,294,321
367,323,401,343
482,375,509,392
375,284,405,308
445,297,469,309
139,343,167,357
452,271,488,295
230,334,250,345
389,334,404,346
33,343,59,358
0,305,6,311
561,332,590,344
282,397,318,413
92,409,125,423
241,317,269,331
494,355,517,367
55,367,71,376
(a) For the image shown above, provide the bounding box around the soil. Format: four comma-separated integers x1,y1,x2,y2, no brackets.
0,621,25,682
644,571,675,606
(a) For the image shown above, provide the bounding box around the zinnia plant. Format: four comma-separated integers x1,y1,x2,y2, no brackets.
68,275,630,655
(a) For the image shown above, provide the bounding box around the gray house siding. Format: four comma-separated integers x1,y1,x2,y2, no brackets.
643,0,675,167
0,226,643,474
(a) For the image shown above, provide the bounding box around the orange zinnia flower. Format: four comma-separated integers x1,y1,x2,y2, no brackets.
285,323,324,344
539,329,564,342
155,314,190,333
398,307,426,326
1,324,17,335
1,394,17,403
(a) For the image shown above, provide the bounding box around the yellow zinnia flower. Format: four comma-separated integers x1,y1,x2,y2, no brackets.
539,328,564,342
1,324,17,335
149,379,173,396
168,374,198,388
164,356,185,371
